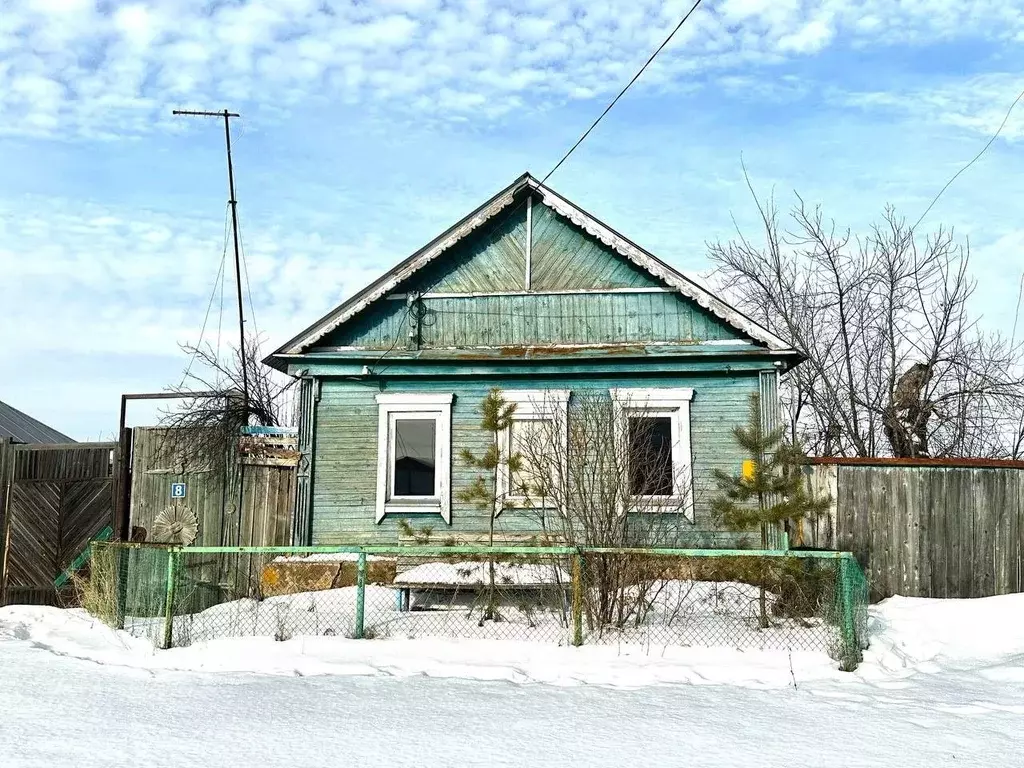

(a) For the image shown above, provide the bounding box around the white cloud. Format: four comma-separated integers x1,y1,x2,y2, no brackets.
840,73,1024,142
777,20,834,53
0,196,394,364
2,0,1024,139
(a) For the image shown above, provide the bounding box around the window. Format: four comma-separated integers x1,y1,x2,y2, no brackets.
392,418,435,496
611,388,695,520
375,393,453,523
629,415,673,496
496,390,570,510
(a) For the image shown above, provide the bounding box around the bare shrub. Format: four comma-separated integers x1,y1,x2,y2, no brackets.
512,391,702,635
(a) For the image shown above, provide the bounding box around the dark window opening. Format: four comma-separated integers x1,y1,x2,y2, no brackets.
393,419,436,496
629,416,673,496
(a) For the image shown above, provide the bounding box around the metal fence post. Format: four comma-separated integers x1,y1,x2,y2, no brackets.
355,552,366,639
114,545,129,630
571,552,583,647
161,550,178,650
838,555,858,668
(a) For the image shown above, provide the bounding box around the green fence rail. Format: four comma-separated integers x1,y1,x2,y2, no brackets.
88,542,869,670
53,525,113,589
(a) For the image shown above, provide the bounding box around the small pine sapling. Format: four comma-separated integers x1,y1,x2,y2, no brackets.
457,389,519,622
711,393,831,628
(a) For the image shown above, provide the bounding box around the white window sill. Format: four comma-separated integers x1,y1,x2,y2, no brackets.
383,502,442,516
631,497,695,522
502,498,558,511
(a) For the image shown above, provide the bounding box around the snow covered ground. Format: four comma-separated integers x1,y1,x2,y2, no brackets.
126,575,830,655
1,594,1023,767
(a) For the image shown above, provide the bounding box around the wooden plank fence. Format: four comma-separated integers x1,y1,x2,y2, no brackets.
0,427,297,608
794,459,1024,601
127,428,296,548
0,440,117,606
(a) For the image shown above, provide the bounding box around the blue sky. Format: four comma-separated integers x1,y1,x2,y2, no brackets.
1,0,1023,439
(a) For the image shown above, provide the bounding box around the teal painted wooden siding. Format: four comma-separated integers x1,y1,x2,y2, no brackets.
326,298,407,348
310,373,762,547
327,291,746,349
530,203,662,290
420,206,527,293
317,199,748,350
417,292,742,346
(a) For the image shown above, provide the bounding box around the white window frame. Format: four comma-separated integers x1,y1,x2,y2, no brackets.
496,390,570,513
610,387,695,522
375,393,453,524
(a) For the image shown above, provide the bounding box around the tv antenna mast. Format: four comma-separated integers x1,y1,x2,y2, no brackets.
172,109,250,417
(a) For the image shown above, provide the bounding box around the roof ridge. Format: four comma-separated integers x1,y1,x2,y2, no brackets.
266,173,796,366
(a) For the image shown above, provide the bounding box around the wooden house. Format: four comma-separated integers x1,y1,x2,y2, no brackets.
266,174,801,547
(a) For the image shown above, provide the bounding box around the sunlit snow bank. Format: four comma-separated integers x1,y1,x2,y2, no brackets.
2,592,1023,692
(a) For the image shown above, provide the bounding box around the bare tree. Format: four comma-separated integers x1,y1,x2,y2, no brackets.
709,182,1024,459
159,334,294,473
512,392,705,633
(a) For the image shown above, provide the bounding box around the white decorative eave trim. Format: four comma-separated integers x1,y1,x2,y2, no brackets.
530,182,793,353
280,182,522,355
273,173,797,358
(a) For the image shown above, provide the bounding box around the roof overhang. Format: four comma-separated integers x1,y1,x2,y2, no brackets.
265,173,800,372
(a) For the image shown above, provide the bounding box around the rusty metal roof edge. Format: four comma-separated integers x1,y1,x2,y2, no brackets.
808,456,1024,470
274,343,797,364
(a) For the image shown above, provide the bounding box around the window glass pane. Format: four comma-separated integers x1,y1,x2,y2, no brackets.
629,416,673,496
509,419,549,498
393,419,436,496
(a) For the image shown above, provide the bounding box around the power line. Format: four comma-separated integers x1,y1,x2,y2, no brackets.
542,0,705,185
216,231,226,360
911,86,1024,234
902,85,1024,344
235,218,261,345
180,202,231,387
471,0,707,244
1011,273,1024,345
367,1,707,374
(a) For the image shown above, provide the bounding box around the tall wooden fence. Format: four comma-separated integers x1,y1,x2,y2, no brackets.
795,459,1024,601
0,439,116,606
126,428,296,548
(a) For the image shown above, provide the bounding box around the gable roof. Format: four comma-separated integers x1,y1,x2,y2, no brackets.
268,173,796,363
0,399,73,444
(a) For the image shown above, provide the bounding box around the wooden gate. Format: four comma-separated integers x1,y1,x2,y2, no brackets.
0,442,116,605
127,427,296,548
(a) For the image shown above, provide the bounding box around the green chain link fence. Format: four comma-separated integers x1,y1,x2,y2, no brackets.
87,542,869,669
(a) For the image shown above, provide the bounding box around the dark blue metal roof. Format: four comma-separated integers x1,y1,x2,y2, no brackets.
0,400,73,444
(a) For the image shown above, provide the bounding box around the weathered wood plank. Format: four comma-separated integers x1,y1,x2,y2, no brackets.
913,467,929,597
890,467,907,596
805,462,1023,600
933,469,951,598
944,470,960,598
958,470,974,598
909,466,925,598
1011,475,1019,593
975,470,996,598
